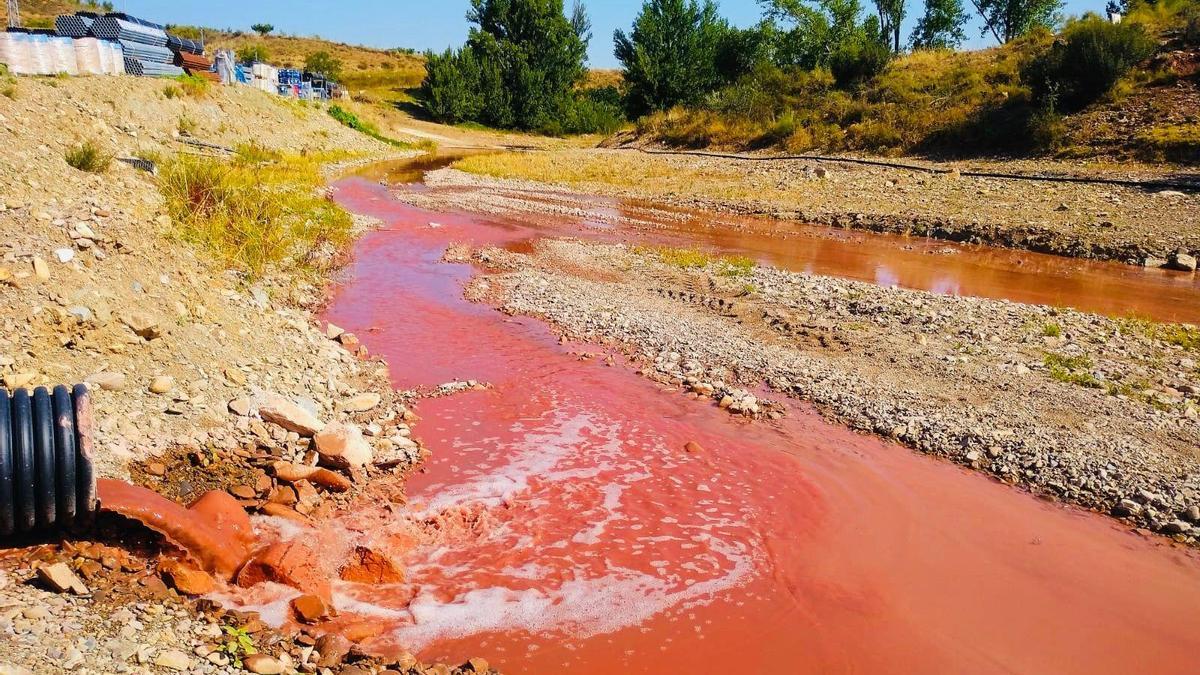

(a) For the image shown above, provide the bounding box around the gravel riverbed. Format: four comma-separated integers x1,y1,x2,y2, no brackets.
464,237,1200,541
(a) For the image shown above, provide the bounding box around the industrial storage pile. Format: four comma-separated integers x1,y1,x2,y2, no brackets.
1,10,343,100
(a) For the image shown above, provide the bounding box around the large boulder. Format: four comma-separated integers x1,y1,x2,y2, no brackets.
1167,248,1197,272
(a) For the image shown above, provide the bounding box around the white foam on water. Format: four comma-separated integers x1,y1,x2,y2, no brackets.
392,536,755,651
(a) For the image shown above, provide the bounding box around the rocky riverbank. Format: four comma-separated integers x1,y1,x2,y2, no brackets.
461,236,1200,541
0,77,491,674
442,149,1200,267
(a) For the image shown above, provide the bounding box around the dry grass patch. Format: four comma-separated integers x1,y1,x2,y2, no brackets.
158,149,358,278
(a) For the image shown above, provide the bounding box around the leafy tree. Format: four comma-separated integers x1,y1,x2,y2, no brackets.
421,0,613,133
759,0,867,68
715,23,776,82
251,23,274,36
614,0,728,116
421,48,483,123
1024,14,1155,111
910,0,969,48
305,51,343,81
970,0,1062,43
236,45,270,63
830,34,892,86
872,0,906,51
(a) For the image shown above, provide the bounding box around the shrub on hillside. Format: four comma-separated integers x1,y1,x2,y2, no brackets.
829,39,892,89
65,141,111,173
158,153,353,277
1025,15,1156,111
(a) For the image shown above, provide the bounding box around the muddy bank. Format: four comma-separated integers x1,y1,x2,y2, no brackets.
466,237,1200,541
439,149,1200,266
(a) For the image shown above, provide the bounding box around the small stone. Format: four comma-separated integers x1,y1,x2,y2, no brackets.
314,633,351,667
291,594,330,624
339,393,381,413
159,560,215,595
683,441,704,454
54,248,75,263
325,323,345,340
121,312,162,340
231,484,257,500
146,462,167,476
37,563,89,594
154,649,191,671
149,375,174,394
1162,520,1191,535
315,422,372,469
87,371,126,391
243,654,285,675
464,657,490,672
224,367,247,385
259,395,325,436
3,372,36,389
32,257,50,281
228,398,252,416
1166,249,1197,273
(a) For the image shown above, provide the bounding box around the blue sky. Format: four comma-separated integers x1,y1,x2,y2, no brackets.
112,0,1105,69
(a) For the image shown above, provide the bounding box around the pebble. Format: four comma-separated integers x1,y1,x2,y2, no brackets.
149,375,175,394
153,649,191,671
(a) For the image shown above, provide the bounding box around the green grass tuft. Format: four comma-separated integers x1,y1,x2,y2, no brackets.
64,141,112,173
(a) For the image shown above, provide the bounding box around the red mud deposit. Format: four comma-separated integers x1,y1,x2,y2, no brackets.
96,478,253,579
213,177,1200,674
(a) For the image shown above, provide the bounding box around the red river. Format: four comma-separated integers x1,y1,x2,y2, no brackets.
213,174,1200,674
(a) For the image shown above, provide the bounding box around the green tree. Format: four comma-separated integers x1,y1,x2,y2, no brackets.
759,0,867,68
305,51,343,81
614,0,728,116
251,23,274,36
236,45,270,63
910,0,969,48
421,0,610,133
971,0,1062,43
872,0,906,51
421,48,483,123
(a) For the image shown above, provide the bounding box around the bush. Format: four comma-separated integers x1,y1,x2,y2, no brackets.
158,153,354,277
236,45,270,63
175,74,211,97
829,39,892,89
65,141,112,173
1025,15,1156,111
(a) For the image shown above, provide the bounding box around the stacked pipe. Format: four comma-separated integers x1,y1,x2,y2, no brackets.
91,15,181,77
0,385,97,536
166,35,204,56
54,14,94,39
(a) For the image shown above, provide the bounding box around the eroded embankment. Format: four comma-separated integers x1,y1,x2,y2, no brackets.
204,174,1200,675
440,148,1200,266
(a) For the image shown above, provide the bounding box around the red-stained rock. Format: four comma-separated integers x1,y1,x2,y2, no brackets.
159,560,215,596
342,621,384,643
339,546,405,584
260,502,312,526
292,594,330,624
237,541,330,602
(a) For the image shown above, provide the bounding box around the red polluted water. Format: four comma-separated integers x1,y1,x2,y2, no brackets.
215,177,1200,674
96,478,254,578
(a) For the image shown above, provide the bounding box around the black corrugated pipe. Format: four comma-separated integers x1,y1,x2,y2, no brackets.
0,384,96,536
